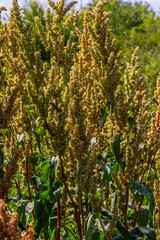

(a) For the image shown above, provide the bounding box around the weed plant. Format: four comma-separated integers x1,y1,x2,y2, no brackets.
0,0,160,239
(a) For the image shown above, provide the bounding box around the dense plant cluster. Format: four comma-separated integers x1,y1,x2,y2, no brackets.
0,0,160,239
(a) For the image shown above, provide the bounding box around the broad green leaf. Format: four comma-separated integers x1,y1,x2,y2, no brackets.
63,225,78,240
40,127,46,142
32,130,41,153
2,129,7,134
116,221,132,240
98,152,114,161
111,161,121,174
49,155,60,188
85,212,97,240
96,160,110,188
111,191,117,212
130,181,155,217
113,133,121,164
25,202,34,224
92,230,104,240
31,176,41,187
34,182,61,237
113,227,156,240
32,117,40,131
128,205,149,227
101,208,113,220
17,200,28,226
40,160,49,182
40,190,50,200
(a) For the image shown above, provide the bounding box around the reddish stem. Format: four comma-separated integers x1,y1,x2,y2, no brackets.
31,145,37,193
133,195,144,227
55,99,58,115
132,113,160,205
56,194,61,240
21,141,35,221
132,150,158,226
15,179,22,199
60,157,82,240
81,198,85,236
106,186,109,210
120,158,125,178
31,145,36,176
125,186,129,230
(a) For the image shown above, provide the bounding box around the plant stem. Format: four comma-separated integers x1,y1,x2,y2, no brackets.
56,194,61,240
132,113,160,205
60,156,82,240
132,195,144,227
31,145,36,176
15,179,22,199
31,145,37,193
125,186,129,230
81,198,85,236
21,140,35,222
106,186,109,210
98,214,108,240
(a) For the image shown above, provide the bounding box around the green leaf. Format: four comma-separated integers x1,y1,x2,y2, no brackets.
40,160,49,182
33,117,40,131
113,227,156,240
113,133,121,164
8,120,15,126
97,106,108,129
101,208,113,220
111,161,121,174
128,205,149,227
117,221,132,240
63,225,78,240
17,200,28,226
32,130,41,153
49,155,60,189
2,129,7,134
130,181,150,197
34,182,61,237
31,176,41,187
40,190,50,200
50,102,62,113
85,212,97,240
152,97,158,106
130,181,155,217
111,191,117,213
97,160,110,188
40,127,46,142
25,202,34,224
147,150,154,168
92,230,104,240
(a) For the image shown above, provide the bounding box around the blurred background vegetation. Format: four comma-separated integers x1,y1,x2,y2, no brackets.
21,0,160,91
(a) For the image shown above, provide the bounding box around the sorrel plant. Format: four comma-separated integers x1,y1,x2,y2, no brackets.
0,0,160,239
